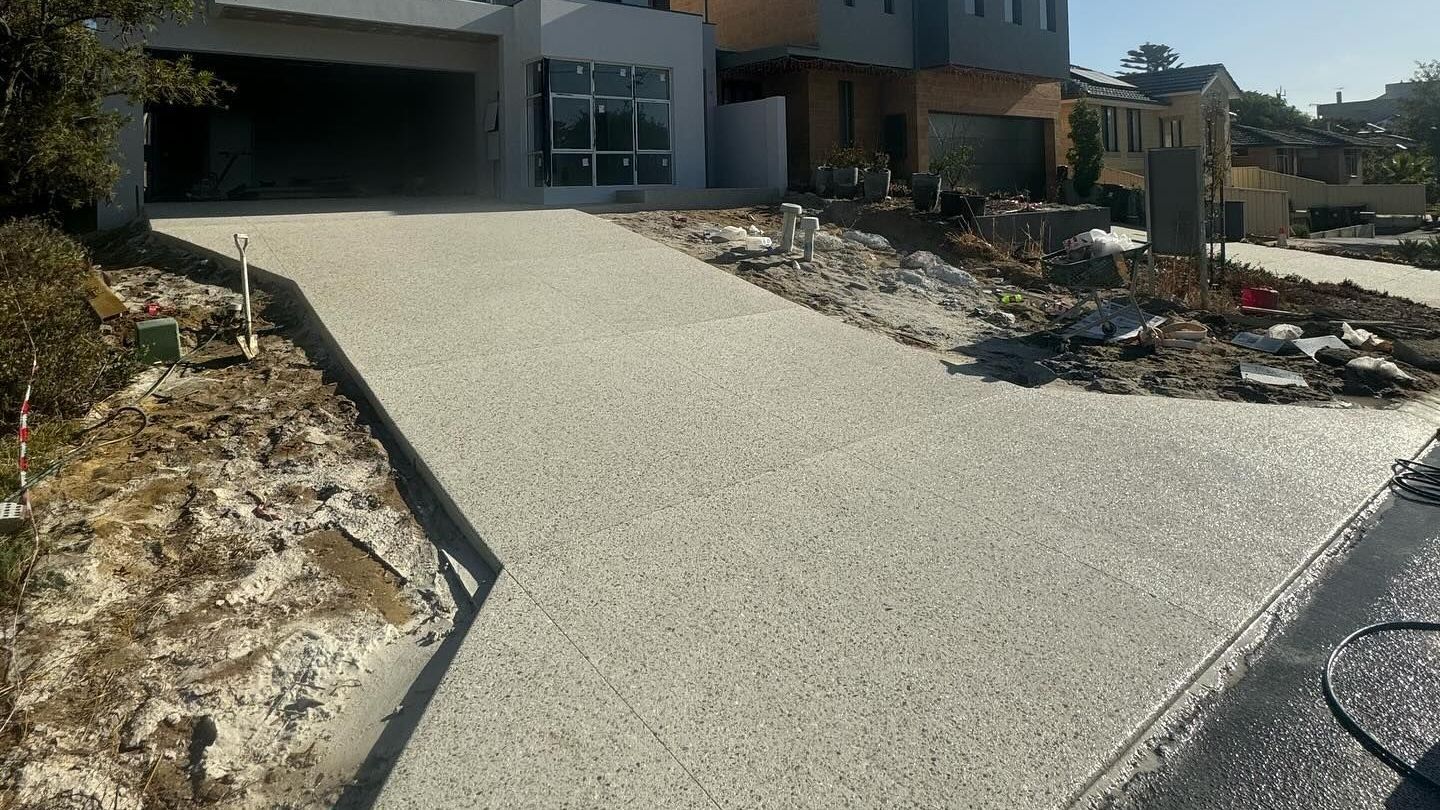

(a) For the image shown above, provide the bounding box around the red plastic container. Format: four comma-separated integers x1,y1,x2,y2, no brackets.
1241,286,1280,310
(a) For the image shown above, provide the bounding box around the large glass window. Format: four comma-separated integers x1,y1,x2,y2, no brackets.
552,97,592,150
527,58,674,188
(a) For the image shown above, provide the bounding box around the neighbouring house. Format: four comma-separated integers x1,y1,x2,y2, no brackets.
103,0,727,227
679,0,1071,201
1230,125,1379,185
1316,83,1416,128
1059,63,1241,180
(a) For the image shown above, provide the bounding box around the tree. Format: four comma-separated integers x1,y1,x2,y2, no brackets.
1067,100,1104,197
1365,147,1433,185
0,1,225,211
1398,60,1440,188
1121,43,1182,74
1232,90,1312,131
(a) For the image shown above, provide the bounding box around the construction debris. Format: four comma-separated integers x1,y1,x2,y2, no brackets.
604,201,1440,408
1241,363,1310,388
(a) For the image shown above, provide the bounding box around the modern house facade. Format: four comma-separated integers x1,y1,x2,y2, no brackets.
1059,64,1241,179
686,0,1071,200
103,0,717,227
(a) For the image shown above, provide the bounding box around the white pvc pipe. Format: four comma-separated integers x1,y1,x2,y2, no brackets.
780,203,803,253
800,217,820,263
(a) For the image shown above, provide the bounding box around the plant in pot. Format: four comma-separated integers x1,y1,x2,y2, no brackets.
863,151,892,202
931,143,984,220
813,164,834,198
827,145,869,199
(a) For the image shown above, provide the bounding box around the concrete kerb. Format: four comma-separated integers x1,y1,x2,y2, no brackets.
1068,427,1440,807
143,225,507,577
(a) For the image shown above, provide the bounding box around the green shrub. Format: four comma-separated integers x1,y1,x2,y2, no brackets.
1396,238,1428,264
0,219,130,433
1067,100,1105,198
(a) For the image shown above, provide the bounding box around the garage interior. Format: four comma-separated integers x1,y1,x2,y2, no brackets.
145,52,478,203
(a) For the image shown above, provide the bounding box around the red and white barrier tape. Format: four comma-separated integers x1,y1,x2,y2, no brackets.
17,359,34,510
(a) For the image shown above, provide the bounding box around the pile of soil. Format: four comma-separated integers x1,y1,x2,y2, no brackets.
0,231,475,809
608,200,1440,409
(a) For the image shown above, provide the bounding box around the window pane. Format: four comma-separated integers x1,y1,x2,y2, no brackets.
637,153,672,185
594,98,634,151
637,101,670,150
527,61,543,96
532,153,546,187
594,63,632,97
549,60,590,95
552,153,592,186
634,68,670,100
597,154,635,185
552,97,591,150
528,98,545,151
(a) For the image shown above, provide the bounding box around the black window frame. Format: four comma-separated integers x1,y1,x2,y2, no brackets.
1102,106,1120,153
839,80,856,148
1126,109,1143,153
528,58,674,189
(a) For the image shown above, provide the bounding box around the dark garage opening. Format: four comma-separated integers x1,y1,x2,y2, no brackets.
928,112,1047,201
146,52,477,203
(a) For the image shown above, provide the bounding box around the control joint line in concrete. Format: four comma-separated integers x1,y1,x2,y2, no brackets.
499,569,726,810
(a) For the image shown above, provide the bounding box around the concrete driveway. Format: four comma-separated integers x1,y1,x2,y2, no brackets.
151,202,1438,809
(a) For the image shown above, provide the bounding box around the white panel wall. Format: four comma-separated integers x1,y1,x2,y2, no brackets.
714,98,788,192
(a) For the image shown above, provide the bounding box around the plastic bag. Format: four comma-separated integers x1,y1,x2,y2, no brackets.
1064,229,1135,259
1341,322,1388,350
1347,356,1415,382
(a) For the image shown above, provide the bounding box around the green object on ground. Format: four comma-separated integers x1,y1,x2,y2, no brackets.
135,317,181,365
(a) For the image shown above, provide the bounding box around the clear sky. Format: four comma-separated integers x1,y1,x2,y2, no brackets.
1069,0,1437,114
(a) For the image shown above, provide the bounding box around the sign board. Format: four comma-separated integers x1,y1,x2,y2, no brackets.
1146,147,1204,256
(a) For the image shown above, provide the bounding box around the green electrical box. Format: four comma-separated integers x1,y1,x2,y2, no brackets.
135,317,182,365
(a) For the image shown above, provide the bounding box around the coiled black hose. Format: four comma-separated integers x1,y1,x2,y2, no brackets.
1391,458,1440,505
1323,621,1440,792
1322,453,1440,792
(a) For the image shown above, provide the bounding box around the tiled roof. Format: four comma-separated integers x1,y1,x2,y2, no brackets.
1064,66,1168,106
1120,64,1228,97
1232,124,1382,148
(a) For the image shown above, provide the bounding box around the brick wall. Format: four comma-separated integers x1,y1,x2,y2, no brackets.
753,65,1064,193
670,0,818,52
913,69,1062,192
1058,99,1162,176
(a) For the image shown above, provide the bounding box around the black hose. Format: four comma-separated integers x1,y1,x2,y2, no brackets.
1323,621,1440,792
5,326,223,502
1391,458,1440,505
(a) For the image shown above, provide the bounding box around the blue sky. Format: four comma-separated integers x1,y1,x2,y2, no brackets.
1069,0,1436,114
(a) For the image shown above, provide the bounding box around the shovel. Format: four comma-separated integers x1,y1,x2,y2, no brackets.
234,233,259,360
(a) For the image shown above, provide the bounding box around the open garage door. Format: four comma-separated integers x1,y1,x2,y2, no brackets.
928,113,1046,200
146,53,477,203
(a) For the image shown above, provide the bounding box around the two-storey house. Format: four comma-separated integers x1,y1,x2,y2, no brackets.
105,0,714,227
678,0,1070,200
